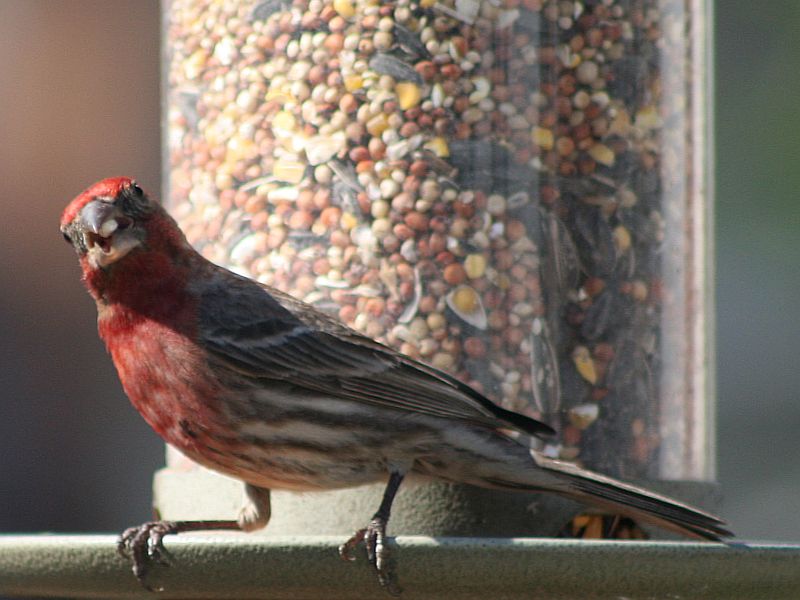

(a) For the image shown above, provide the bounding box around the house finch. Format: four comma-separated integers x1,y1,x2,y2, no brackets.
61,177,729,593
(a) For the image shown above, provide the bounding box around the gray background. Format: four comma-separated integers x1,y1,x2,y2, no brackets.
0,1,796,542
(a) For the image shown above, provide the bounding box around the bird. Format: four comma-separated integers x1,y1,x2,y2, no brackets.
60,176,730,594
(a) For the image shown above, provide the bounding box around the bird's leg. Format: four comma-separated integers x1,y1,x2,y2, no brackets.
237,484,272,531
340,471,404,595
117,484,271,590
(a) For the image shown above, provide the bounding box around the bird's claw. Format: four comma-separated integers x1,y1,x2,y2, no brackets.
338,527,367,562
116,521,179,590
339,517,401,596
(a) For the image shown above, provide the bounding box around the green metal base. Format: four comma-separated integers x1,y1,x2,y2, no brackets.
1,534,798,599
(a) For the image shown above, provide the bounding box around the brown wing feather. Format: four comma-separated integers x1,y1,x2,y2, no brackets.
195,268,554,438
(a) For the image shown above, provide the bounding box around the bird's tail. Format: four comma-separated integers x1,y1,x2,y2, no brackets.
492,451,731,541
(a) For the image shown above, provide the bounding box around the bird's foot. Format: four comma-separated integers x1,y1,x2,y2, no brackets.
339,516,401,596
117,520,179,591
117,519,240,590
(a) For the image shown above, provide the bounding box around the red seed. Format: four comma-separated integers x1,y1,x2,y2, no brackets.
393,223,414,240
325,32,344,52
339,92,357,113
349,146,370,162
365,297,385,317
355,160,374,174
404,211,429,231
584,276,606,297
368,138,386,160
428,233,446,254
288,210,313,230
440,64,463,79
339,305,357,324
463,337,486,359
418,295,437,314
312,258,330,275
414,60,436,80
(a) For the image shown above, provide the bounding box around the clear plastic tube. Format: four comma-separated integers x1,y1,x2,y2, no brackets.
163,0,713,482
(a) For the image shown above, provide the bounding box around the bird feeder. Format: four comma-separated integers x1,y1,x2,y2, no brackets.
159,0,716,537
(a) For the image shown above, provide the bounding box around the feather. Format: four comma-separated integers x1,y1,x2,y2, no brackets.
195,269,555,439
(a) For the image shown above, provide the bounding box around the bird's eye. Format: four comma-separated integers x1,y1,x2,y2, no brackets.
62,231,72,244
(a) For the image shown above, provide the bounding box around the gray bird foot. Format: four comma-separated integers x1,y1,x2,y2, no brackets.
339,516,401,596
117,520,178,591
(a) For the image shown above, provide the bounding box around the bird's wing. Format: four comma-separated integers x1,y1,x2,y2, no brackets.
194,271,555,438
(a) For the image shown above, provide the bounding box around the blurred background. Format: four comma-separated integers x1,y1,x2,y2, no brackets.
0,0,797,542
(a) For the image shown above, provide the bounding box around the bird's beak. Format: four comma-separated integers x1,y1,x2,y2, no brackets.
78,200,122,256
74,199,137,268
80,199,120,239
